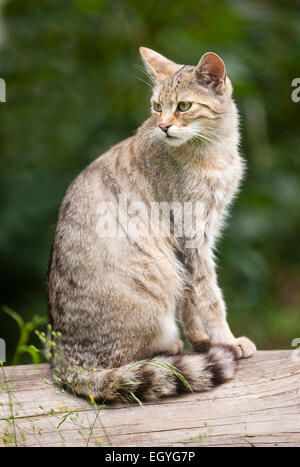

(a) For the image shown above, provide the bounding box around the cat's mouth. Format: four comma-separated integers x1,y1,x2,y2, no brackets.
158,129,177,140
166,134,177,139
155,126,187,147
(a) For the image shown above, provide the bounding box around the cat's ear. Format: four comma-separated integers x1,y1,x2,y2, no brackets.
139,47,178,81
195,52,226,95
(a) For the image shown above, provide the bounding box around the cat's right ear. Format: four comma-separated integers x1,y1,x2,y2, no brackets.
139,47,178,82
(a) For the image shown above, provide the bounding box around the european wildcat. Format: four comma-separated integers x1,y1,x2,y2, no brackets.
47,48,256,402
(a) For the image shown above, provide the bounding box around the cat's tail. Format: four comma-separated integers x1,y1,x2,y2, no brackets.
52,344,238,403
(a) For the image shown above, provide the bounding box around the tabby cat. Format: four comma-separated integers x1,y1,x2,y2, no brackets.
47,47,256,402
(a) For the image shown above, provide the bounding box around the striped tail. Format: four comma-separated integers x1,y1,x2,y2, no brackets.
52,344,238,403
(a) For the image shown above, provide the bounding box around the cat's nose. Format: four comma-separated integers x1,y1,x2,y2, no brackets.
159,122,172,133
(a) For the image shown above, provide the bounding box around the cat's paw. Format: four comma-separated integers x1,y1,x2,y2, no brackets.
190,335,212,352
192,337,212,352
167,337,184,355
185,328,212,352
233,336,256,359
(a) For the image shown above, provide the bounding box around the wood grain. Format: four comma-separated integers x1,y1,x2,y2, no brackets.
0,350,299,447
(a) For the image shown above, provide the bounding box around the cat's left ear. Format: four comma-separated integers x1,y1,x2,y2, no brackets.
195,52,226,95
139,47,178,81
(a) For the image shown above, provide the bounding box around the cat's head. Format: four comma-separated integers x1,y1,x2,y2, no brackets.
140,47,235,147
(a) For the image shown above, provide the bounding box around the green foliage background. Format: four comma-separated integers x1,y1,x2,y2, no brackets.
0,0,299,363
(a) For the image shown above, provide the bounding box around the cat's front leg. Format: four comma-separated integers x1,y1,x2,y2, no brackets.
180,249,256,359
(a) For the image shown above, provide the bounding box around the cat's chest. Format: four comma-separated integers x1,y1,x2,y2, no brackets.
179,162,242,212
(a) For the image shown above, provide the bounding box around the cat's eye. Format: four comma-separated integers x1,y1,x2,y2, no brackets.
153,102,162,112
177,101,192,112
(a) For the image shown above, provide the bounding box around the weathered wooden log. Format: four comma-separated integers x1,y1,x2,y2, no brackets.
0,350,299,447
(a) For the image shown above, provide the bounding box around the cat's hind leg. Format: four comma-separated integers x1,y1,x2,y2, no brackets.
151,314,184,356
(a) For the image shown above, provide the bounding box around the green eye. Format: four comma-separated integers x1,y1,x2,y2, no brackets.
153,102,162,112
177,101,192,112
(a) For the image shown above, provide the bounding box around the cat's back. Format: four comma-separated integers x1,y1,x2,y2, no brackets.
55,133,146,241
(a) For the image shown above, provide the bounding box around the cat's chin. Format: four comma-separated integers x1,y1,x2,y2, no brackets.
162,135,186,147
